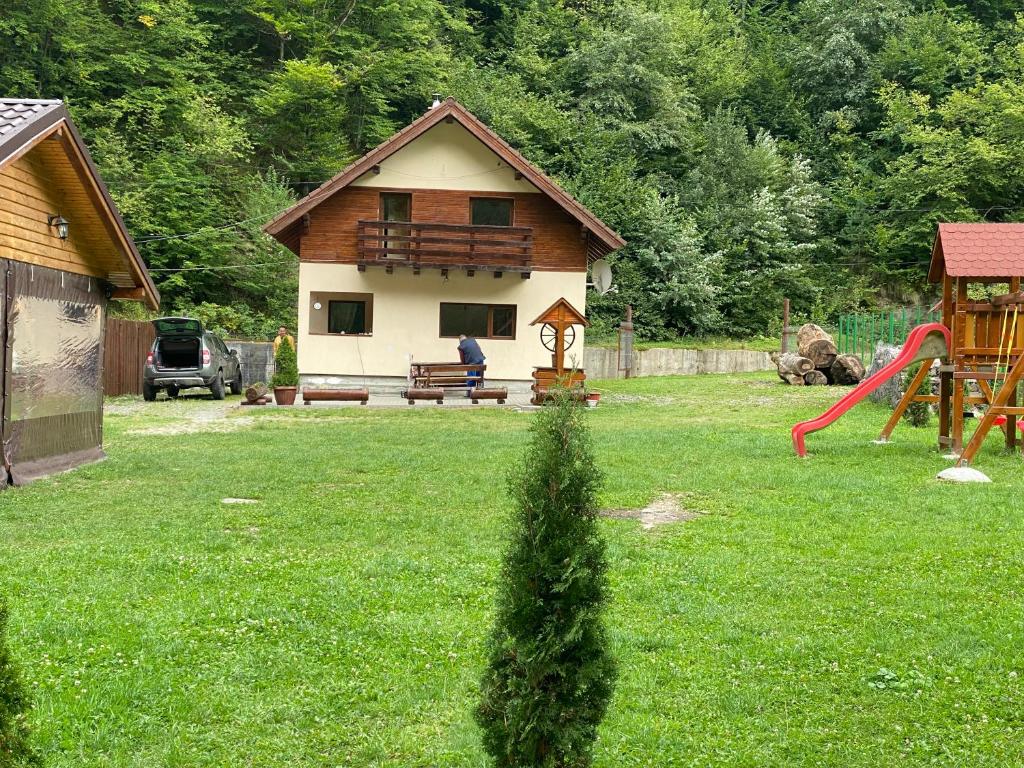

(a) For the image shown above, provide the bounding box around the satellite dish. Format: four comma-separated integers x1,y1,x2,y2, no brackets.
590,259,614,295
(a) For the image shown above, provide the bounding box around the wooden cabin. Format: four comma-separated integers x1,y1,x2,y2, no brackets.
263,98,625,387
0,99,159,485
930,223,1024,463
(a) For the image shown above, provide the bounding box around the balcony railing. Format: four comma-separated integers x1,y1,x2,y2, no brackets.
356,220,533,273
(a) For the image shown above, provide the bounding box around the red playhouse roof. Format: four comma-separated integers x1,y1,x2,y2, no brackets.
929,223,1024,282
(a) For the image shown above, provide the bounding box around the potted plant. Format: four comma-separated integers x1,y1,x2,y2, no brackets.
272,338,299,405
585,390,601,408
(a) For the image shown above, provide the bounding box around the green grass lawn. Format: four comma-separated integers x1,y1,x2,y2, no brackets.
2,375,1024,767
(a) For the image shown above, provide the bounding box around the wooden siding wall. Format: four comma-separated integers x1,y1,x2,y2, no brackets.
0,145,120,280
103,318,154,396
300,187,588,272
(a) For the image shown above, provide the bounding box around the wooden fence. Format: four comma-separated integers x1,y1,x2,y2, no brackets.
104,318,154,396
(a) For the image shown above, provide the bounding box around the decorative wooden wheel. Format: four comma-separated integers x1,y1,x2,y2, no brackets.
540,323,575,352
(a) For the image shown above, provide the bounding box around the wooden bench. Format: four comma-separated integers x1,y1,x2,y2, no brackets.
302,388,369,405
470,388,508,404
410,362,486,390
401,387,445,405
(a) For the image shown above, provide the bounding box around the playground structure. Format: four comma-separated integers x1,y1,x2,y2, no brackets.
793,223,1024,468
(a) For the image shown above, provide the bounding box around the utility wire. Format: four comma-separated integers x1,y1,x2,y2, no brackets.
146,260,295,273
135,208,289,243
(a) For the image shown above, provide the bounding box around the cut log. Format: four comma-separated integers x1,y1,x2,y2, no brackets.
797,323,838,369
797,322,835,351
777,352,814,384
830,354,866,385
245,383,268,403
804,370,829,386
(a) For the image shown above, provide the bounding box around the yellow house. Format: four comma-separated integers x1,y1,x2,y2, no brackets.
0,99,159,485
263,99,624,388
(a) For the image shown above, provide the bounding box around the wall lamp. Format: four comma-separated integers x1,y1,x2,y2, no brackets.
48,214,70,240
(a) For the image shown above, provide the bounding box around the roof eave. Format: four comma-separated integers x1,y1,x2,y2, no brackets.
0,104,160,310
57,109,161,309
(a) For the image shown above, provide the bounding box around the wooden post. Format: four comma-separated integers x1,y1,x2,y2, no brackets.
1006,378,1018,453
619,305,634,379
938,274,954,450
952,278,968,454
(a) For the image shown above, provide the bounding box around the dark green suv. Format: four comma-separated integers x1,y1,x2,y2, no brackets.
143,317,243,400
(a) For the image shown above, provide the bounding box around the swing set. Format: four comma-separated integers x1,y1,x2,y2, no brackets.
793,223,1024,468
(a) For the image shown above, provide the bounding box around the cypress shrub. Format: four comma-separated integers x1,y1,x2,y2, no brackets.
0,600,36,767
271,337,298,388
902,363,932,427
476,390,616,768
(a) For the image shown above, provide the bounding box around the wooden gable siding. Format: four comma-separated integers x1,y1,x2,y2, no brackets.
0,145,115,279
299,187,588,272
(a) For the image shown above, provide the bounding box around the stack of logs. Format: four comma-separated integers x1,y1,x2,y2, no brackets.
776,324,866,386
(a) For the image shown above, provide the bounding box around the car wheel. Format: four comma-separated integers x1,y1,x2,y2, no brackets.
229,376,243,395
142,382,157,402
167,385,180,399
210,371,226,400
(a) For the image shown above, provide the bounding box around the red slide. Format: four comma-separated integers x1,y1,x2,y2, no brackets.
791,323,951,457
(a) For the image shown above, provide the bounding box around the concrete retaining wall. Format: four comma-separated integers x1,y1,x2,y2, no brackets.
228,341,275,386
583,346,773,379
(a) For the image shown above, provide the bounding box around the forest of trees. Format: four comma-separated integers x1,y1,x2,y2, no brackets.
2,0,1023,340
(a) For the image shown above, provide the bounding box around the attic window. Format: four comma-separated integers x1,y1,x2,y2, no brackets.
471,198,513,227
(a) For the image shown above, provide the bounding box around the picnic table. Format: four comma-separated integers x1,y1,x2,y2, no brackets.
409,361,486,390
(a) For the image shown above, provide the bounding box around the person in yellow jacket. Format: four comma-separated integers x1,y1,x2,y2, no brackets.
273,325,295,355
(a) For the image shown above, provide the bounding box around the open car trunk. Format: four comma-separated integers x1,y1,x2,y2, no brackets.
156,336,201,370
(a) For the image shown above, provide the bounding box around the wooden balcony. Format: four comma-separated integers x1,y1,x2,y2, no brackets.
356,220,533,275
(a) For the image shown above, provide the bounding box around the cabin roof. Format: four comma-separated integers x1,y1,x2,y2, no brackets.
929,223,1024,283
263,98,626,258
0,98,159,309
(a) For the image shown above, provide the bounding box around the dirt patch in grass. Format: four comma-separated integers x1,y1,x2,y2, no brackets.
126,401,255,436
602,493,706,529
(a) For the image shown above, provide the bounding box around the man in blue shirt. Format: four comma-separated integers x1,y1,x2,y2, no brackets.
458,334,486,391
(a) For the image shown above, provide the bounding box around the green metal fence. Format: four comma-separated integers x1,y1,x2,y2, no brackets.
837,307,942,363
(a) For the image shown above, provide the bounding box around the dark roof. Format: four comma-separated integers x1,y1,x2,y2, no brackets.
929,223,1024,282
264,98,626,257
0,99,64,165
0,99,159,309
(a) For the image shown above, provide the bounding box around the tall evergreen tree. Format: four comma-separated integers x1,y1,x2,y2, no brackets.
476,391,616,768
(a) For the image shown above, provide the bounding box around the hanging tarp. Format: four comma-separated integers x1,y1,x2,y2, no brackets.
1,260,106,485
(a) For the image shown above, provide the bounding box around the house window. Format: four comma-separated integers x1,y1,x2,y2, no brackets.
440,303,516,339
470,197,513,227
309,292,374,335
328,300,369,334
